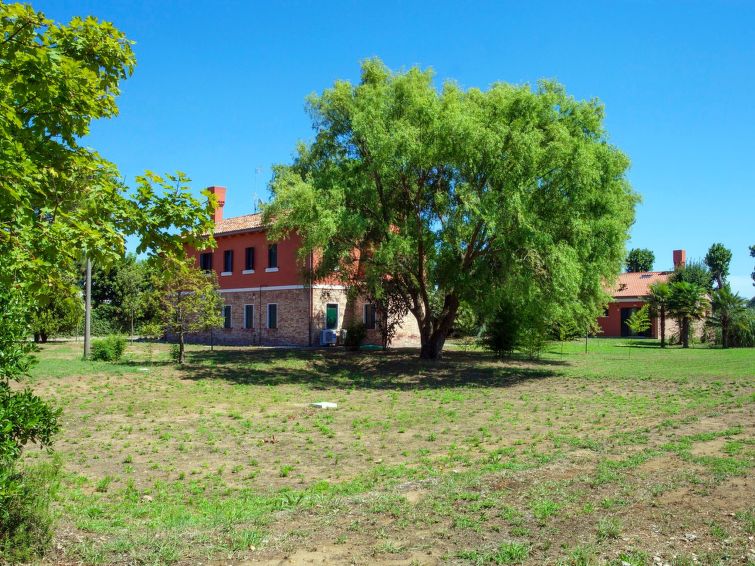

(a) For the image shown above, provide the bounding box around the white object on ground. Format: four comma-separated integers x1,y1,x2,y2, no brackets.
310,402,337,409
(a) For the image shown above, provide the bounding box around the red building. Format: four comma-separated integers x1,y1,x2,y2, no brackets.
597,250,686,338
187,187,419,347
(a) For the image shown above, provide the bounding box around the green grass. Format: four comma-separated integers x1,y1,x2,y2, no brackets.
19,338,755,564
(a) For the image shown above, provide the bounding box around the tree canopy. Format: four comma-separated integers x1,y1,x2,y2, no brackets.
625,248,654,272
266,59,638,358
704,243,732,289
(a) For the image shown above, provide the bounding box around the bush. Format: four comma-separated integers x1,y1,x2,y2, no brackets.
170,343,181,363
91,335,126,362
483,300,521,358
0,457,61,563
343,321,367,351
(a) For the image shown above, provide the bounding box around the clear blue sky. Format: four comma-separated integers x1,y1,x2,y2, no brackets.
39,0,755,296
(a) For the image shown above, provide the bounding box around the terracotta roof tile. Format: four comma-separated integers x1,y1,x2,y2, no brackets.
213,213,265,235
612,271,671,298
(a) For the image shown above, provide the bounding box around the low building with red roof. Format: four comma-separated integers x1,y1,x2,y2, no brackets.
596,250,686,338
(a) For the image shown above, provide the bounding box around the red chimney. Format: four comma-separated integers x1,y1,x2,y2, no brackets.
207,186,226,223
673,249,686,270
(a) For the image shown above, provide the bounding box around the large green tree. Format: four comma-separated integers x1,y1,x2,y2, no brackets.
0,3,215,555
625,248,654,272
704,243,732,289
266,59,638,359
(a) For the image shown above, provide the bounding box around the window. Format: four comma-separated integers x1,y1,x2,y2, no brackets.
223,305,232,329
244,304,254,329
268,243,278,269
326,303,338,330
223,250,233,273
245,247,255,271
363,304,377,330
267,303,277,329
199,252,213,271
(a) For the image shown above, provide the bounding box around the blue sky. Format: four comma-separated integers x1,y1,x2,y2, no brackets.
40,0,755,296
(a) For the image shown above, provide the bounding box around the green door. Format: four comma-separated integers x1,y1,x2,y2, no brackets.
326,304,338,330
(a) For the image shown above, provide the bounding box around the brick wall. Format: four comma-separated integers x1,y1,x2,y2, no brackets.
186,285,420,348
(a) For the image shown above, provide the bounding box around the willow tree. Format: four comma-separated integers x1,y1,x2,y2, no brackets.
266,59,637,359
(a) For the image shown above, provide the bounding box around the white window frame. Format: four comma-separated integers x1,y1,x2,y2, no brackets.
223,305,232,329
244,304,255,329
325,303,339,330
267,303,278,329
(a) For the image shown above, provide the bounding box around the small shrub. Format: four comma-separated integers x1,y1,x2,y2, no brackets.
170,343,181,363
0,457,62,563
342,321,367,351
483,300,521,357
91,335,126,362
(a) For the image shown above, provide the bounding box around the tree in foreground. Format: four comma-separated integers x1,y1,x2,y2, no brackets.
704,243,732,290
667,282,708,348
708,286,748,348
151,257,224,365
625,248,655,272
0,3,214,558
266,59,637,359
648,282,671,348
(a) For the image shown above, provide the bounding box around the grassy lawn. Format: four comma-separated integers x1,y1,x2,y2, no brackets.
21,339,755,565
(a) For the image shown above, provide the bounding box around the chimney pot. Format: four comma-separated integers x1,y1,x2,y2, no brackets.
207,186,226,223
673,249,686,270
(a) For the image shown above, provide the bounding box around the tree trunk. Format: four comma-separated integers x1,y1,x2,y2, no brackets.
417,296,459,360
721,320,728,349
681,319,690,348
659,307,666,348
34,332,41,343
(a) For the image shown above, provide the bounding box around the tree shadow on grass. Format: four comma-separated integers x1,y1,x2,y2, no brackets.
178,347,568,391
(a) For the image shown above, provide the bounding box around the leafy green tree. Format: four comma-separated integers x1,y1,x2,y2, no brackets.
114,255,148,337
1,3,215,557
648,282,671,348
704,243,732,289
266,59,637,359
29,286,82,343
668,282,708,348
625,248,655,272
671,259,711,290
708,286,748,348
151,258,224,364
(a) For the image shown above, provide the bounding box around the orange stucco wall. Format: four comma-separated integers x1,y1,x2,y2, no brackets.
188,231,307,289
597,299,659,338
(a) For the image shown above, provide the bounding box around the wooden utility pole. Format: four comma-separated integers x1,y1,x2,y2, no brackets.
84,257,92,359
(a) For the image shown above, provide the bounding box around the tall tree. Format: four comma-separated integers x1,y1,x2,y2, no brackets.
265,59,638,359
0,3,214,555
668,282,708,348
648,281,671,348
626,248,655,272
704,243,732,289
708,286,747,349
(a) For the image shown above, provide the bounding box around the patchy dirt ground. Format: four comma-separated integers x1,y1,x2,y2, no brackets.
22,340,755,565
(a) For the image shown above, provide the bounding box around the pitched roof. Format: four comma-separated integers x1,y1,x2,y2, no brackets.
213,213,265,235
612,271,671,298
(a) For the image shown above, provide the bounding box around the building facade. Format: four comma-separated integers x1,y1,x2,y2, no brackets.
186,186,420,347
597,249,685,339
